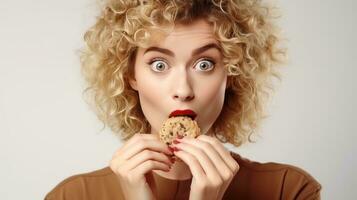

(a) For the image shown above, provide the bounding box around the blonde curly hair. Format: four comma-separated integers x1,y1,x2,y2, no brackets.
80,0,287,147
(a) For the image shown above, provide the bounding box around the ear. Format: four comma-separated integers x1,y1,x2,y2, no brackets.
129,77,138,91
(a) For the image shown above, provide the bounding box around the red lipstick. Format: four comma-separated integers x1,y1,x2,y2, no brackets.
169,109,197,120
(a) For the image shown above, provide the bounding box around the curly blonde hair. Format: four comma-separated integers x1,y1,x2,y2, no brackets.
80,0,287,147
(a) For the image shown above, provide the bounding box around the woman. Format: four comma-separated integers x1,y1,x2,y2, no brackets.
45,0,321,199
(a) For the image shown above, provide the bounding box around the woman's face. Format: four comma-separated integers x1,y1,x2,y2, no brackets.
130,19,227,135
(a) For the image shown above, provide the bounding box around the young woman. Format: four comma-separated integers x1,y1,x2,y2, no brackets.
45,0,321,199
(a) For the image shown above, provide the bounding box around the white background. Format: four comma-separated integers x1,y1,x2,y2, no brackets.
0,0,356,199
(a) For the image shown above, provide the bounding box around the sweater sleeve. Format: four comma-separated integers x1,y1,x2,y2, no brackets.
44,168,125,200
295,180,322,200
281,167,322,200
44,176,87,200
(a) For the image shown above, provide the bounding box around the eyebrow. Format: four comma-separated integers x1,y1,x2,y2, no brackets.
143,43,222,57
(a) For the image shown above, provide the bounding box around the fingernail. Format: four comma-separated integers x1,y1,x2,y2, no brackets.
173,139,180,144
173,147,181,152
177,135,184,139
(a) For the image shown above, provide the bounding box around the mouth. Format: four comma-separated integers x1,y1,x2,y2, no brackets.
169,109,197,120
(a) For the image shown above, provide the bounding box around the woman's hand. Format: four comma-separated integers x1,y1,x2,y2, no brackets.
171,135,240,200
109,133,174,200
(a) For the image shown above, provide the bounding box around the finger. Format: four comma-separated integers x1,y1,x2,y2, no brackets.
131,160,171,178
179,136,239,199
116,133,160,156
172,142,221,181
176,137,232,180
196,135,239,173
122,139,173,161
124,149,173,171
173,150,205,179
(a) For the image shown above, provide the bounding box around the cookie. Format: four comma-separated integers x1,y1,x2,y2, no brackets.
159,116,200,162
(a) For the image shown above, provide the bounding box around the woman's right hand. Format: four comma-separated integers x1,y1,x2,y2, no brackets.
109,133,174,200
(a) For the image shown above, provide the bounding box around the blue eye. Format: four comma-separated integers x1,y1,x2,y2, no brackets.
195,59,215,71
149,60,169,72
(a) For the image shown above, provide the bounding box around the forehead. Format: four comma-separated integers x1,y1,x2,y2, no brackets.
146,19,218,47
169,19,214,36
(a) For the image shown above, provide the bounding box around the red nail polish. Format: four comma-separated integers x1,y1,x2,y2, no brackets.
173,147,181,151
168,146,174,153
173,140,180,144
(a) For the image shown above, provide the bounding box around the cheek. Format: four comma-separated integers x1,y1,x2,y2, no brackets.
135,74,166,132
195,75,227,133
136,75,163,106
196,75,226,106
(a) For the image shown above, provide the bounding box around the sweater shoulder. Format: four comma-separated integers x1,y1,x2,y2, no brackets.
45,167,115,199
230,151,319,181
228,151,322,199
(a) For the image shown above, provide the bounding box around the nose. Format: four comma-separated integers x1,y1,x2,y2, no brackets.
172,70,195,102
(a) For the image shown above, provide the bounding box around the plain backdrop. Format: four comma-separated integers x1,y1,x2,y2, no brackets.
0,0,356,199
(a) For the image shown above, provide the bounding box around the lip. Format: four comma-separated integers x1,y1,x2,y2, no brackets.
169,109,197,120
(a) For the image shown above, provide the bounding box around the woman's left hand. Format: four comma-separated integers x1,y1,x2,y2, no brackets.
171,135,240,200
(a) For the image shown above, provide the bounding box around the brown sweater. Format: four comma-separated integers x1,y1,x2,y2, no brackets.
45,152,321,200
